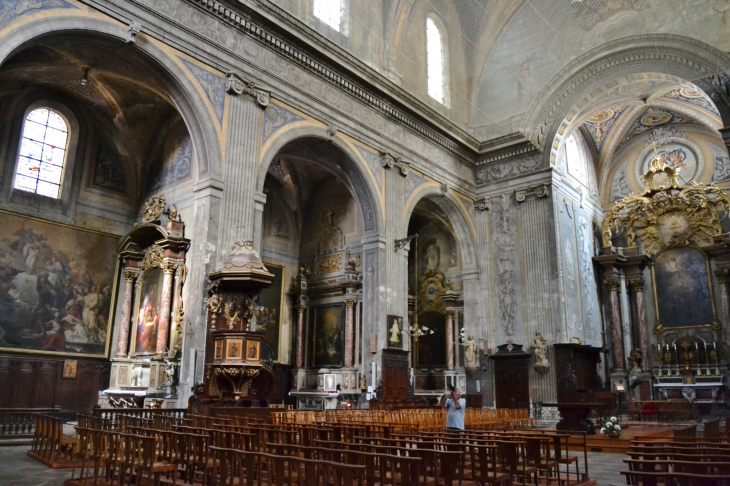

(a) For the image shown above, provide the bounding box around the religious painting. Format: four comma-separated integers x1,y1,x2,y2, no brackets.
134,268,164,355
312,304,344,367
214,340,223,360
641,143,698,187
652,247,715,330
227,339,242,359
416,311,446,367
387,315,403,349
247,340,260,361
323,373,336,391
0,210,118,358
62,359,77,378
255,263,283,361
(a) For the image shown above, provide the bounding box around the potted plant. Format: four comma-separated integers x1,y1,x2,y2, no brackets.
601,416,621,438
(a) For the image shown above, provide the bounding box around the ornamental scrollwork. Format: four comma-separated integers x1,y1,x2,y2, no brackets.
141,196,166,223
142,245,165,271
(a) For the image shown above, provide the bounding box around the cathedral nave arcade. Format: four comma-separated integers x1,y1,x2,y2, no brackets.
1,1,730,462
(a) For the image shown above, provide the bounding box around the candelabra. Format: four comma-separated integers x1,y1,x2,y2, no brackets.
406,322,434,369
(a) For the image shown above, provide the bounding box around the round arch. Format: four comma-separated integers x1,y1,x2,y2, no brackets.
404,186,478,272
256,125,384,236
0,14,224,183
522,34,730,158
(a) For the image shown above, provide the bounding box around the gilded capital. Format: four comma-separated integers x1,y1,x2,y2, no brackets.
627,278,645,292
161,261,179,274
123,270,138,283
344,299,357,308
445,310,456,318
603,278,621,292
298,305,307,314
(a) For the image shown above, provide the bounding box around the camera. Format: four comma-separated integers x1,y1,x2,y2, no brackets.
446,384,455,392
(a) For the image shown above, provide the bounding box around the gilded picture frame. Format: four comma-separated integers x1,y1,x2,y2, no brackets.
0,209,119,358
651,246,720,333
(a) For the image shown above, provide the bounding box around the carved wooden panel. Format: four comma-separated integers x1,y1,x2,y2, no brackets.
494,359,530,409
0,354,110,412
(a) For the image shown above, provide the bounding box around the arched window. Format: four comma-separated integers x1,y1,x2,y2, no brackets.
426,16,447,105
14,108,69,198
313,0,343,32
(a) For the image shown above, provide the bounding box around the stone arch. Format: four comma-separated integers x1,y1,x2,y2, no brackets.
404,186,478,273
0,14,224,183
522,34,730,156
256,125,384,236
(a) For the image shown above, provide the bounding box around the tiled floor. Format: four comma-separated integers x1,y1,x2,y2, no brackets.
0,446,627,486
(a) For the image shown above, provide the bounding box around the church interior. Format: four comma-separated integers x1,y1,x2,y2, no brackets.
1,0,730,484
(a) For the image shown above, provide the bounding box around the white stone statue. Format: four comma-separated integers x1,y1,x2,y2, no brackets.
463,335,478,368
533,332,549,373
426,244,439,272
130,366,143,387
389,318,401,345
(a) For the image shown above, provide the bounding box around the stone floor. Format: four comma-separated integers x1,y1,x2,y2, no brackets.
0,446,627,486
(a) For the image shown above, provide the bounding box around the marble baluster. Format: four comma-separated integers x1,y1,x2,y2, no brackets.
605,278,625,371
446,310,455,371
344,299,357,367
156,262,178,354
116,270,138,357
296,305,306,368
628,278,650,371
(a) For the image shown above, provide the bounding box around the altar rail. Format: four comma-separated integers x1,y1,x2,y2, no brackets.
91,407,186,430
0,406,61,439
627,400,698,422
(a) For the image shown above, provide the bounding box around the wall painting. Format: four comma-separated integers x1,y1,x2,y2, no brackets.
0,210,117,358
652,247,715,330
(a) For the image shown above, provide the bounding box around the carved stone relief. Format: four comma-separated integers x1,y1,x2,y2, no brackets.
577,212,599,344
178,58,226,124
476,153,542,184
559,199,581,335
709,141,730,183
610,164,631,203
492,194,518,337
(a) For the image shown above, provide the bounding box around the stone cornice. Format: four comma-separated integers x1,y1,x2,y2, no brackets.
182,0,477,163
476,139,540,167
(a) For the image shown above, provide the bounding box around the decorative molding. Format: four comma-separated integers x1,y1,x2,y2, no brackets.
326,124,338,141
262,104,305,146
493,194,517,337
179,0,476,162
515,184,550,203
476,151,544,185
126,21,142,43
440,183,448,195
476,140,539,166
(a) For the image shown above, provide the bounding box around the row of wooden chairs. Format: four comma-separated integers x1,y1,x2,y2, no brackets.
29,413,77,465
622,432,730,486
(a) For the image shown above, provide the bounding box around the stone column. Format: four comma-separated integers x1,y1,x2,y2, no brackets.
116,270,138,357
714,269,730,335
344,299,357,367
156,262,178,354
217,73,270,265
296,305,306,368
605,278,625,371
446,310,455,371
628,278,650,371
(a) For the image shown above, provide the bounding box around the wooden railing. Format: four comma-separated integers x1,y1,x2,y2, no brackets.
92,407,186,430
627,400,698,421
0,406,61,439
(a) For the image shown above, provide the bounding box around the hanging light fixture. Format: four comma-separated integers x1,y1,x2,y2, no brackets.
80,67,90,87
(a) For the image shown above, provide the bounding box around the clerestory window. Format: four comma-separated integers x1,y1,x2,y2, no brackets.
427,16,448,105
313,0,344,32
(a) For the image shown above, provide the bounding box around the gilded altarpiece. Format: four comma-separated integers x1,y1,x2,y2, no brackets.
600,158,730,403
105,196,189,408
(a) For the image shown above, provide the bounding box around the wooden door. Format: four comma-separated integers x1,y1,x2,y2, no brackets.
494,360,530,409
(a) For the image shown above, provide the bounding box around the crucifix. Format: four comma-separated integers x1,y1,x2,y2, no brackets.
326,210,335,235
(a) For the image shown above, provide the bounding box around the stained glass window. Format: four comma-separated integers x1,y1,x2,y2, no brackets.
313,0,343,32
14,108,68,198
427,18,445,104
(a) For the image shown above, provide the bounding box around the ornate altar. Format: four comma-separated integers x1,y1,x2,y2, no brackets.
106,196,189,408
598,144,730,405
200,241,275,402
289,212,363,410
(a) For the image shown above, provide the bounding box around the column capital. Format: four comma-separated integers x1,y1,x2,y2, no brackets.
474,198,489,211
627,278,645,292
445,310,456,317
344,299,357,308
123,270,138,283
380,152,409,176
161,261,179,275
604,278,622,292
226,72,270,108
298,305,307,313
515,184,550,203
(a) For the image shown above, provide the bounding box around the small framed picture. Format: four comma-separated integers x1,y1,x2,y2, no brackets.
323,373,336,391
227,339,243,359
62,360,77,379
246,341,260,361
214,340,223,360
387,315,403,349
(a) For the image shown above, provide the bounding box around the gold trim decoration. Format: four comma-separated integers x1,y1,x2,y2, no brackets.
141,195,166,224
161,261,178,274
123,270,139,283
142,245,164,271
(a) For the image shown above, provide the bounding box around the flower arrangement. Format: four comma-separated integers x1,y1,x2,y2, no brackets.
601,416,621,437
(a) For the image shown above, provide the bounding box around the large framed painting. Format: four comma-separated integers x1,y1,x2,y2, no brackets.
255,263,284,362
416,311,446,368
133,267,164,355
0,210,118,357
312,304,344,367
652,247,717,331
